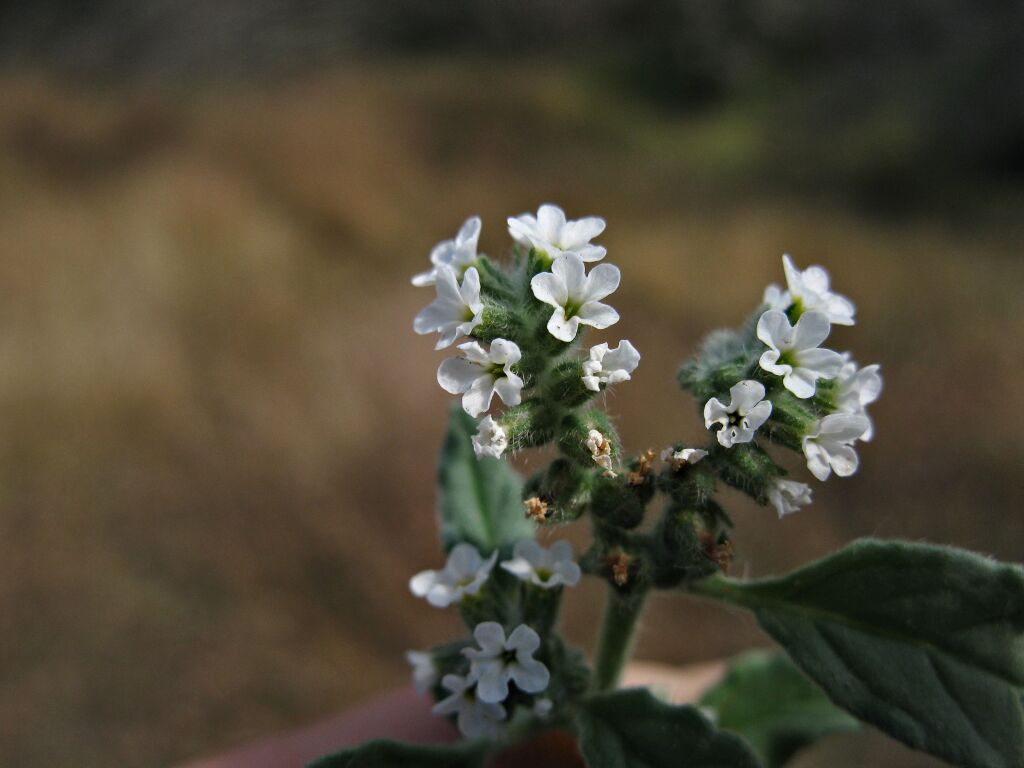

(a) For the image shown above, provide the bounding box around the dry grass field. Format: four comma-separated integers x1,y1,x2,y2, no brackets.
0,61,1021,766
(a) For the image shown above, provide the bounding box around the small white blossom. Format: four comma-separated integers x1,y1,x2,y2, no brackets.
757,309,843,399
531,254,620,342
586,429,615,473
438,339,524,417
704,380,773,448
582,340,640,392
769,254,856,326
660,447,708,469
834,355,882,441
464,622,550,704
501,539,581,589
409,543,498,608
432,673,506,739
412,216,481,287
802,413,871,481
472,415,508,459
533,698,553,718
507,203,606,263
405,650,438,694
767,478,813,518
414,266,484,350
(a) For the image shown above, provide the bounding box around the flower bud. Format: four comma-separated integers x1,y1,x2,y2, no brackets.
590,474,645,530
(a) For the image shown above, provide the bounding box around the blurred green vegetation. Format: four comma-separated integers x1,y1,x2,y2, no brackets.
0,3,1021,766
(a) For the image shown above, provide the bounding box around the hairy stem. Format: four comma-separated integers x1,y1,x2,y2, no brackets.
590,587,648,692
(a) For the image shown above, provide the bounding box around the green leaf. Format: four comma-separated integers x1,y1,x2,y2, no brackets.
438,405,534,554
700,650,859,767
575,687,762,768
307,738,487,768
693,538,1024,768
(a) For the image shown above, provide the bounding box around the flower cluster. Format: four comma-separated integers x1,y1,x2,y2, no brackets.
681,254,882,518
413,205,640,463
405,206,883,747
407,539,580,738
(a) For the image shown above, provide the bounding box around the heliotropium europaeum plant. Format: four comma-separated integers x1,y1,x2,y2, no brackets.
312,205,1024,768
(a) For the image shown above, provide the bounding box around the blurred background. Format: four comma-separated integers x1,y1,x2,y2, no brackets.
0,1,1022,766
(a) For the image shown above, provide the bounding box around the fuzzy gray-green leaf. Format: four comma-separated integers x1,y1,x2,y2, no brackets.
693,538,1024,768
438,405,534,554
699,650,858,767
576,687,762,768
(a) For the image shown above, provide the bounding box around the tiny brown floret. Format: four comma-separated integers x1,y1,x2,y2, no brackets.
609,551,632,586
627,449,657,486
523,496,549,523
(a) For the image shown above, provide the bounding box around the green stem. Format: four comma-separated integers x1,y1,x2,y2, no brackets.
590,587,648,692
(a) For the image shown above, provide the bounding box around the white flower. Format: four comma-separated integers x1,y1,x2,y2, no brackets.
660,447,708,469
472,415,508,459
533,698,553,718
438,339,524,417
409,543,498,608
762,283,791,311
776,254,856,326
802,413,871,481
464,622,550,704
582,340,640,392
501,539,581,589
767,478,813,518
405,650,438,694
586,429,615,473
432,673,506,739
413,266,484,350
412,216,481,287
704,380,773,448
834,355,882,441
757,309,843,399
530,254,620,342
507,203,606,263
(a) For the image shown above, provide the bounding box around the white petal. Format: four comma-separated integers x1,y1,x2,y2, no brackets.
561,216,605,247
411,268,437,287
798,347,844,378
473,664,511,704
803,440,832,481
801,265,832,294
489,339,521,365
447,543,484,577
547,308,580,341
784,367,818,399
581,375,601,392
512,539,544,565
792,310,832,351
473,621,507,653
575,244,607,262
530,271,567,307
704,397,730,427
759,348,788,376
462,375,497,417
744,400,773,430
460,267,482,309
582,263,621,302
511,659,550,694
602,340,640,373
577,301,619,329
456,216,482,250
493,374,523,408
437,358,484,395
554,559,582,586
756,309,793,350
507,624,541,654
409,570,437,598
729,380,766,411
508,213,538,246
554,254,587,298
537,204,566,241
501,557,535,580
829,444,860,477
